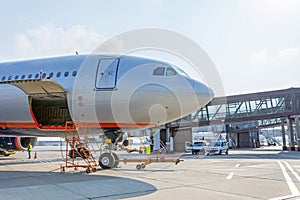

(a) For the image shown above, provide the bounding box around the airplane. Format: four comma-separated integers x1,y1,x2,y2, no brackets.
0,54,213,168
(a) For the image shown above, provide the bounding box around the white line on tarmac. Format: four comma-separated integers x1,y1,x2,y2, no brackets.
269,161,300,200
269,194,300,200
226,164,240,180
282,161,300,182
226,172,234,180
277,161,299,196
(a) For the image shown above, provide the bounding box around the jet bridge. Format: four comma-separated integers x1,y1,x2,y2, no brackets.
169,88,300,151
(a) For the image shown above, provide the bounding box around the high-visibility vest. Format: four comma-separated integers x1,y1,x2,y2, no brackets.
28,144,32,151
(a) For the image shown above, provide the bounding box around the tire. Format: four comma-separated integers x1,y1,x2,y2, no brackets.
99,152,116,169
136,164,142,171
111,152,120,168
69,150,76,158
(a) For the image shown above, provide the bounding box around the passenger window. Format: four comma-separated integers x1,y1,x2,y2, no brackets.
153,67,165,76
72,71,77,77
21,75,25,80
1,76,5,81
28,74,32,79
8,76,12,80
14,75,19,80
166,68,177,76
64,71,69,77
56,72,61,78
34,73,39,79
49,72,54,78
42,73,46,78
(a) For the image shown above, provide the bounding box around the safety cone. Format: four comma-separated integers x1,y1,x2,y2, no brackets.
34,151,37,159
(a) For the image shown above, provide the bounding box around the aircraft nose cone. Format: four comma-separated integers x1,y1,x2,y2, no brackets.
193,80,214,108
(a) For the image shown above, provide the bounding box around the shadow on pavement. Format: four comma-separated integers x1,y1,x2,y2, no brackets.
0,170,157,200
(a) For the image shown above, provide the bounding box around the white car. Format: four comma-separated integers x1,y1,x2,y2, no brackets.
205,141,229,155
191,141,207,154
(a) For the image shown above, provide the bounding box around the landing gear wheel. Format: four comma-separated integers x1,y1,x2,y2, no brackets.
136,164,142,171
99,152,116,169
86,168,91,173
111,152,119,168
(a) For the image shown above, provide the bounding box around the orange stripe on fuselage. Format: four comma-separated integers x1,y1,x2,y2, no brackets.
0,122,37,128
29,108,40,128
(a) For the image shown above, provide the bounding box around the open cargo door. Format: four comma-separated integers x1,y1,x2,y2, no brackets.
0,79,71,129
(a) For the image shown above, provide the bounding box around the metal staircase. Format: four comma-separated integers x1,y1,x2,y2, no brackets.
61,121,98,173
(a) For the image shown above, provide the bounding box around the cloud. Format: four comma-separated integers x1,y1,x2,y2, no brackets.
277,47,300,60
247,47,300,92
14,23,105,58
250,47,300,64
250,50,268,64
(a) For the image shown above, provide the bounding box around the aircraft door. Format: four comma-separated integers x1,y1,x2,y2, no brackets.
95,58,119,89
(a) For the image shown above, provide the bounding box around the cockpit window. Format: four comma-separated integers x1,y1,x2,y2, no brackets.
166,67,177,76
172,65,190,78
153,67,165,76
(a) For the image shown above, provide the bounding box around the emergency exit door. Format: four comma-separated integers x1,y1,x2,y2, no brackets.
95,58,119,89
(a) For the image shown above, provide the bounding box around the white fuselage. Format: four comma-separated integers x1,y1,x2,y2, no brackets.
0,54,213,136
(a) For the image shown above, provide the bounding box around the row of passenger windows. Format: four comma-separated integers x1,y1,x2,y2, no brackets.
1,70,77,81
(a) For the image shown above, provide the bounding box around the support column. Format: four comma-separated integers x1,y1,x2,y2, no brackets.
165,127,171,153
288,117,295,151
295,115,300,151
153,129,160,151
166,127,170,143
281,118,287,150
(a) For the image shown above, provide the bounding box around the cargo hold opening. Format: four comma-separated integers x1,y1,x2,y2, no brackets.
30,96,71,129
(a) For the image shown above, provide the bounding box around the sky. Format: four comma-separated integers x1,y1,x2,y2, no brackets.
0,0,299,96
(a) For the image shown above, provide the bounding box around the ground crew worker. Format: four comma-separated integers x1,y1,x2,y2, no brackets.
27,143,32,159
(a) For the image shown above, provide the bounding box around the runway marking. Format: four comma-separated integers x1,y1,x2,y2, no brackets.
269,194,300,200
282,161,300,182
226,164,240,180
277,161,299,196
226,172,234,180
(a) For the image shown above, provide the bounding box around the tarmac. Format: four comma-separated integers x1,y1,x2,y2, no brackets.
0,146,300,200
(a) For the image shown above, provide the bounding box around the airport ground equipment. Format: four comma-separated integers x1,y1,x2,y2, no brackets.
0,148,16,156
122,155,182,171
60,121,98,173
